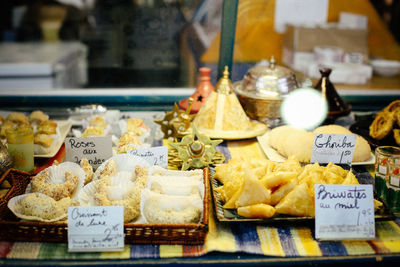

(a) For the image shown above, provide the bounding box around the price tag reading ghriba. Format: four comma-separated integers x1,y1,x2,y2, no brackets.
310,134,356,165
314,184,375,240
68,206,124,252
65,137,113,169
127,146,168,168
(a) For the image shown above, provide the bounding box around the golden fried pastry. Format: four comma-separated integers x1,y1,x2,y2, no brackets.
394,129,400,146
80,157,94,185
383,100,400,113
29,110,48,124
81,126,104,137
0,120,15,138
275,182,315,217
89,116,107,129
369,111,395,140
0,114,3,125
396,112,400,128
237,204,275,219
19,193,71,220
31,169,78,201
37,120,57,135
34,133,54,148
6,112,28,124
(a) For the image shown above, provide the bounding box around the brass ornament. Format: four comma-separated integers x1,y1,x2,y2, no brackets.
169,126,224,170
154,98,195,140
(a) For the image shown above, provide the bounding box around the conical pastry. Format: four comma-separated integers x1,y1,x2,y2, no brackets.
193,66,268,139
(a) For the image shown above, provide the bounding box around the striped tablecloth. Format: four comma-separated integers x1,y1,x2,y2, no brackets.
1,139,400,260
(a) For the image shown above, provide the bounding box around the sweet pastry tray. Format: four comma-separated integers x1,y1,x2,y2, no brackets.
210,168,394,223
0,168,209,245
257,131,375,166
35,120,72,158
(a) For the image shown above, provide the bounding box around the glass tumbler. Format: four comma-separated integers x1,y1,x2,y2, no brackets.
6,127,34,173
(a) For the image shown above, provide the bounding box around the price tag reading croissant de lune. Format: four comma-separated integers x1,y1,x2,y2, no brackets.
314,184,375,240
310,134,356,165
65,137,113,169
68,206,124,252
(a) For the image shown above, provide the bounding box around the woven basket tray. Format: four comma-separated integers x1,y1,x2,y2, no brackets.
0,168,209,245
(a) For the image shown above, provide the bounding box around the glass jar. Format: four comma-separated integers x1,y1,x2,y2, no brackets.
388,158,400,214
6,127,34,173
374,146,400,211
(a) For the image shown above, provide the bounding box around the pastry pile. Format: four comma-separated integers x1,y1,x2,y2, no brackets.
0,111,58,152
8,161,86,222
369,100,400,145
214,156,382,218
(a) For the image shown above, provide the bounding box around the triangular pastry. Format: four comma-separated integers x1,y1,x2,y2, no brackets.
275,182,315,217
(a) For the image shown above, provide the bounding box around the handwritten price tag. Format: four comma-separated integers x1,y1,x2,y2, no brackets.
314,184,375,240
128,146,168,168
68,206,124,252
65,137,113,169
310,134,356,164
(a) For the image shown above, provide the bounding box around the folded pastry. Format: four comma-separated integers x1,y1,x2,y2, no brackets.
89,116,107,129
275,183,315,217
81,126,104,137
0,120,15,138
34,133,54,148
29,110,49,124
37,120,57,135
6,112,28,124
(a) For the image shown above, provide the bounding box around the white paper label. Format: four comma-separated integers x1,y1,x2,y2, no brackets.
314,184,375,240
127,146,168,168
68,206,124,252
390,176,400,187
311,134,356,165
378,165,387,175
65,137,113,169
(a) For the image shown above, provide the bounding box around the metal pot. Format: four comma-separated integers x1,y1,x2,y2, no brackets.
234,57,298,126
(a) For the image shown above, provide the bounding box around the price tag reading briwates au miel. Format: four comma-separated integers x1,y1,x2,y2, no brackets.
310,134,356,165
314,184,375,240
65,137,113,169
68,206,124,252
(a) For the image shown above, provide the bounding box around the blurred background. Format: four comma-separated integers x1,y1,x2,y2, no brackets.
0,0,399,89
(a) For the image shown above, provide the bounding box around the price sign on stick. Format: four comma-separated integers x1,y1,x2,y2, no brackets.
68,206,124,252
311,134,356,165
65,137,113,169
128,146,168,168
314,184,375,240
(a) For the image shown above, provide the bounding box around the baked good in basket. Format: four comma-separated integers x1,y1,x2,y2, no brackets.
8,192,71,222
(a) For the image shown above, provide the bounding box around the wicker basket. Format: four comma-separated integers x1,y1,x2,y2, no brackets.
0,168,209,245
